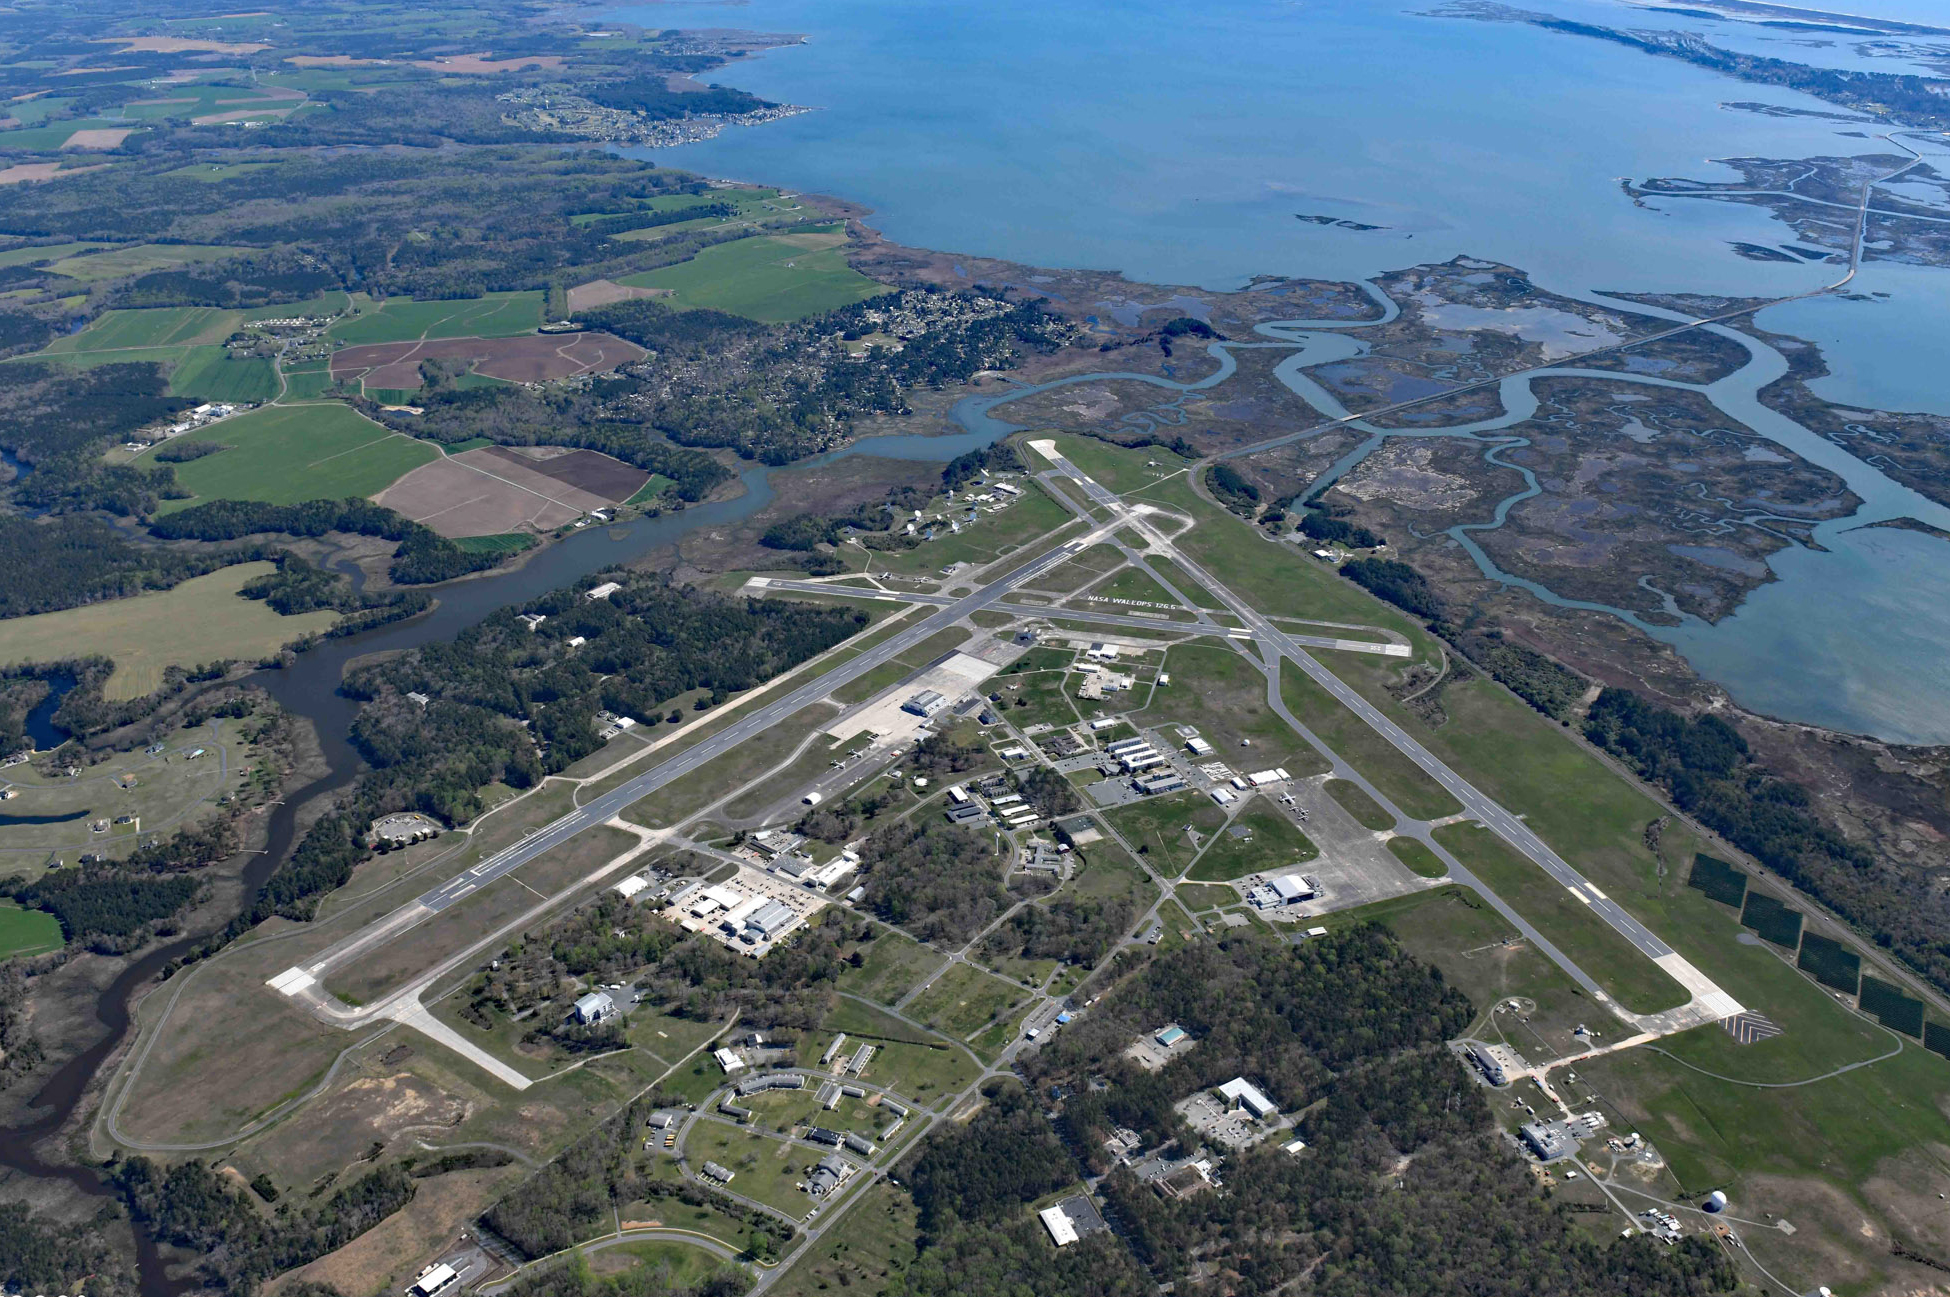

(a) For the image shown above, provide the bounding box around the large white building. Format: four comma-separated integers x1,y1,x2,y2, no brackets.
1217,1077,1279,1121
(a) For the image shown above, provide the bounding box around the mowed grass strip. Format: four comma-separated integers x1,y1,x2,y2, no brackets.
0,562,338,700
1433,821,1688,1015
157,403,439,512
619,234,882,323
327,290,543,344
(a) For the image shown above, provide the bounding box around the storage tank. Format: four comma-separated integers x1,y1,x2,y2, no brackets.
1703,1190,1728,1214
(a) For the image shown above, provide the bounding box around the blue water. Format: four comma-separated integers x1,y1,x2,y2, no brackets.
606,0,1950,741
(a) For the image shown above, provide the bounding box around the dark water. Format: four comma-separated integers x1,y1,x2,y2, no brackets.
0,809,89,828
0,432,994,1294
21,669,75,751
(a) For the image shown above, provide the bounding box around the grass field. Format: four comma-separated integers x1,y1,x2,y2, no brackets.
766,1180,918,1297
1134,644,1330,777
867,486,1080,578
1326,778,1395,830
1387,837,1448,879
0,562,338,699
157,403,439,512
682,1120,817,1218
585,1239,727,1288
619,233,882,323
327,290,543,344
836,928,947,1005
0,902,62,957
45,243,252,282
1184,805,1317,882
904,962,1032,1048
1103,791,1228,876
821,998,979,1102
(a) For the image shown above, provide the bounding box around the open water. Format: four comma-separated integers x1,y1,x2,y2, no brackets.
614,0,1950,742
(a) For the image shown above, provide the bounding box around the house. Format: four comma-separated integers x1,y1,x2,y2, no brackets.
405,691,431,707
573,990,617,1024
701,1161,735,1184
518,612,547,630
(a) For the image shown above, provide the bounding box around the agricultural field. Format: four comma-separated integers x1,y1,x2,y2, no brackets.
166,346,279,403
618,231,882,323
157,403,440,512
327,291,544,344
40,305,239,356
0,562,338,700
328,330,643,393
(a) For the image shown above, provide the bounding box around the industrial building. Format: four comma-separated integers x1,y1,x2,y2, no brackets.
573,990,617,1024
1185,736,1215,756
902,689,948,717
1217,1077,1279,1121
408,1263,460,1297
1039,1205,1079,1247
1247,873,1318,909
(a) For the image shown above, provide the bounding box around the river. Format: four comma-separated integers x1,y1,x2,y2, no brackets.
0,429,1000,1294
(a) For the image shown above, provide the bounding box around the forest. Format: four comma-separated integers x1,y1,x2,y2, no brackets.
1339,557,1444,623
859,816,1020,946
1584,687,1950,997
113,1156,416,1294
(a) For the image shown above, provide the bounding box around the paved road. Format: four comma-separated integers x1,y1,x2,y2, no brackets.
271,525,1113,1018
1025,440,1741,1027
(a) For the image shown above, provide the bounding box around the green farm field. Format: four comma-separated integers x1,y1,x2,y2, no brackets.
327,290,543,344
167,346,279,403
619,232,881,323
156,403,439,512
0,563,337,699
42,305,238,355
